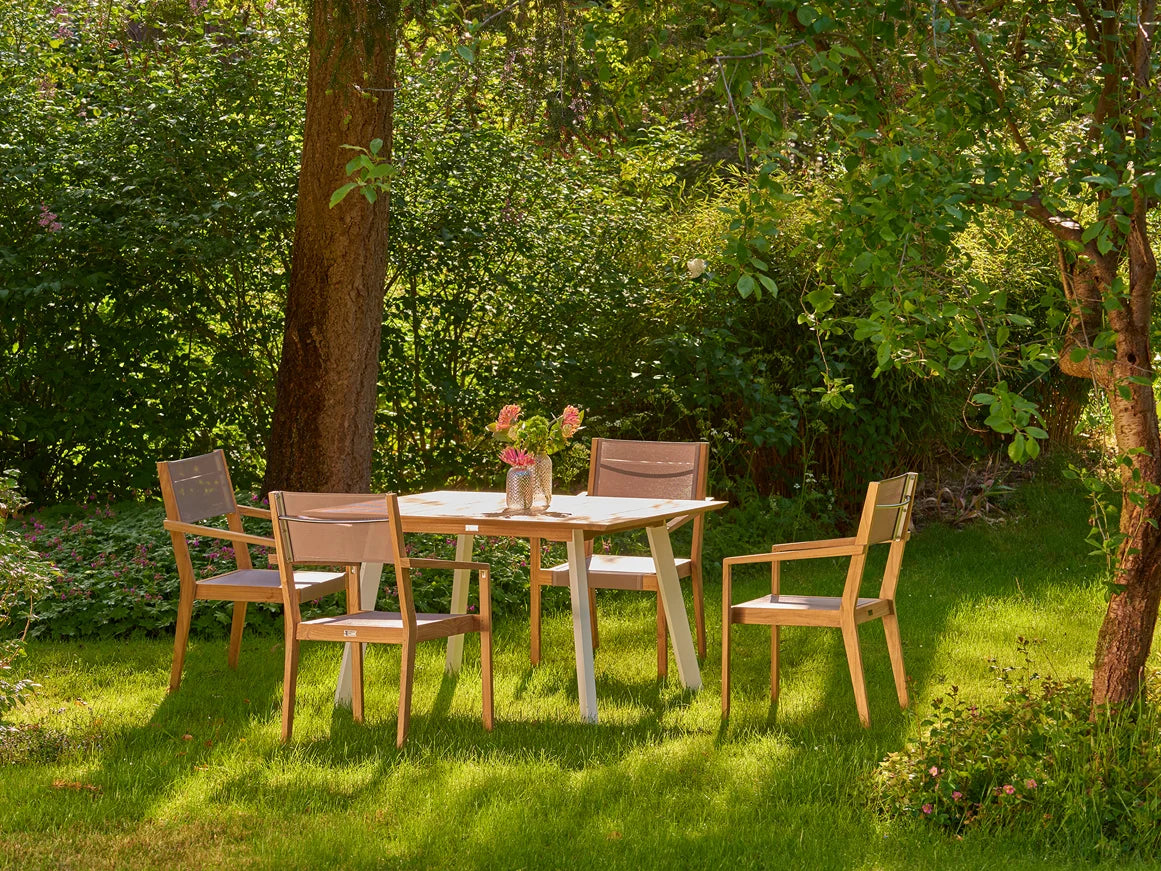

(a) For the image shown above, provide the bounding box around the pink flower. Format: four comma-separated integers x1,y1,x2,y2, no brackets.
560,405,581,439
921,804,932,815
1025,779,1037,789
951,791,963,801
500,447,535,469
189,0,208,12
1003,784,1016,795
928,766,939,777
37,204,62,233
496,404,521,429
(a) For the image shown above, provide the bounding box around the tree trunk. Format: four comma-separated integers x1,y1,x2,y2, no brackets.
263,0,399,493
1067,225,1161,708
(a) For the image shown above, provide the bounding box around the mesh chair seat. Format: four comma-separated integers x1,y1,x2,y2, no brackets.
195,568,346,602
730,594,893,626
542,555,693,591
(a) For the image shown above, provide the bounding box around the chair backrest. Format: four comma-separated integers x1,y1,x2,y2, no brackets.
589,439,708,501
855,472,919,546
157,449,253,578
158,449,238,524
269,492,411,622
845,472,919,604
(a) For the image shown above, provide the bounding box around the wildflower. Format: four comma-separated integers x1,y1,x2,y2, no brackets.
951,791,963,801
51,4,67,16
687,258,707,279
1025,779,1037,790
189,0,208,12
928,766,940,777
499,447,535,469
921,804,932,815
1003,784,1016,795
496,404,521,429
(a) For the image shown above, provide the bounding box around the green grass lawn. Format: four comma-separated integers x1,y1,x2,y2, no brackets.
2,479,1159,870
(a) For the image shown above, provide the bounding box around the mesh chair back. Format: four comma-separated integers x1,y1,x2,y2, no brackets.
271,492,399,566
863,473,919,544
160,450,237,523
590,439,707,501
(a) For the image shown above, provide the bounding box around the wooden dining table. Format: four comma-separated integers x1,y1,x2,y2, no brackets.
323,490,726,723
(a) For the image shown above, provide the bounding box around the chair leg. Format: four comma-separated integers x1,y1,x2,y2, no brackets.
721,609,731,718
841,618,870,727
281,635,300,743
481,628,494,732
227,602,247,670
692,563,706,659
351,642,365,724
530,580,542,665
770,625,781,704
397,640,417,748
656,595,668,678
589,586,599,650
168,589,194,693
882,612,909,708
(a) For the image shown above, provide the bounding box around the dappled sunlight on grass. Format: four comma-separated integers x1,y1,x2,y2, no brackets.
4,480,1154,869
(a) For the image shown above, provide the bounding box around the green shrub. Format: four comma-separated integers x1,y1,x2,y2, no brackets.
875,642,1161,859
0,471,55,721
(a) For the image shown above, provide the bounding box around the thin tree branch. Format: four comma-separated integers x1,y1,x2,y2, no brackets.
944,0,1033,154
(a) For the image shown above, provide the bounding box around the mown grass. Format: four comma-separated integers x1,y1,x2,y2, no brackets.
3,477,1160,870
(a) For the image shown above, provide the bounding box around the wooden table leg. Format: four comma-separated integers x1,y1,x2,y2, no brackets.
567,529,599,723
444,533,475,673
646,525,702,691
335,561,383,708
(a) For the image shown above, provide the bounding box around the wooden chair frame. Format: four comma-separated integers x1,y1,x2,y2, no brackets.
158,449,346,693
270,492,493,747
721,472,918,727
529,439,710,677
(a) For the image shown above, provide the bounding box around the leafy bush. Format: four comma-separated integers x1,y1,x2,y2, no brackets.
875,642,1161,859
0,471,55,722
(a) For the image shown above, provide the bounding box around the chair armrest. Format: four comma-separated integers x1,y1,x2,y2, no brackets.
770,536,857,554
235,504,270,520
721,541,862,571
163,519,274,548
407,557,490,574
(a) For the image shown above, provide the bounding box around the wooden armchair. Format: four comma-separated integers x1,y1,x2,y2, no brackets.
157,450,346,693
530,439,710,677
721,472,918,727
270,491,493,747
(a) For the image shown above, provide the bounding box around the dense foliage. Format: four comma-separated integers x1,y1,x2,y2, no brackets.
0,0,1057,511
0,473,54,722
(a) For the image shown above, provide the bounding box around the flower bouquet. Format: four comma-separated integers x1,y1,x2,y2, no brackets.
488,404,583,512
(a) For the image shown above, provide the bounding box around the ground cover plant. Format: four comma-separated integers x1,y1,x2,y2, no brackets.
3,475,1160,869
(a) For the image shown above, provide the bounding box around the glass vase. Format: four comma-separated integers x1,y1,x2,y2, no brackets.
530,453,552,513
505,467,533,512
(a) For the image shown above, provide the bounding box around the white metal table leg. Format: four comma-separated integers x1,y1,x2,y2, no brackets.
334,561,384,708
443,533,475,673
567,529,599,723
646,525,702,690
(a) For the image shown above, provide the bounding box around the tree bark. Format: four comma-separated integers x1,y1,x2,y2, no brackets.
1059,217,1161,708
263,0,399,493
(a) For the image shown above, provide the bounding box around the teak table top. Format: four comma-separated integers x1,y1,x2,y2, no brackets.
302,491,727,541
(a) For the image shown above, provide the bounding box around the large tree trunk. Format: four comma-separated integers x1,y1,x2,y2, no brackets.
263,0,399,493
1060,225,1161,708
